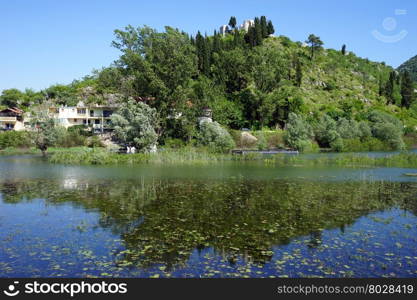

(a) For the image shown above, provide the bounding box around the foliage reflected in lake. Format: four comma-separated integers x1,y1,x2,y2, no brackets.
1,175,417,278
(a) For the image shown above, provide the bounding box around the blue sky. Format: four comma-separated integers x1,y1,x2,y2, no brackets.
1,0,416,92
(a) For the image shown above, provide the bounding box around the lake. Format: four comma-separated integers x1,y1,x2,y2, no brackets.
0,153,417,278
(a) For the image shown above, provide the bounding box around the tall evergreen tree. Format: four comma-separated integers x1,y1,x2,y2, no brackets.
378,76,385,96
245,26,256,47
233,29,242,48
400,70,415,108
295,58,303,87
254,17,263,46
266,20,275,35
260,16,268,38
195,31,206,73
202,34,212,76
384,71,396,104
228,16,237,29
341,44,346,55
212,32,222,53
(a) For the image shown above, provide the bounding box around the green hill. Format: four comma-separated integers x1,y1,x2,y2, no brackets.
1,16,417,153
398,54,417,82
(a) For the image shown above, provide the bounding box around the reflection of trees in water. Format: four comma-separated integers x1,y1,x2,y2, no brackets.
0,178,416,268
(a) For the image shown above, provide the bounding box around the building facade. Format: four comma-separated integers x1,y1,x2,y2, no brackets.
239,20,254,32
49,102,117,132
0,108,25,131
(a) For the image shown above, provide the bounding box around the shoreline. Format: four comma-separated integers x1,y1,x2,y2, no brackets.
2,147,417,168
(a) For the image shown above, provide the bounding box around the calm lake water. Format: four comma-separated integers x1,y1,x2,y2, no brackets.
0,153,417,278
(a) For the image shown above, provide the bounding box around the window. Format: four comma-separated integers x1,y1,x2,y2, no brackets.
77,109,86,115
103,110,113,117
95,119,100,124
90,110,94,117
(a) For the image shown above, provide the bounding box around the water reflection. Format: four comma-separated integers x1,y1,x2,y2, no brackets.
1,174,417,277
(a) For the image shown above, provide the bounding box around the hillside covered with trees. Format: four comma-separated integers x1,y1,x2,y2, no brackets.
1,16,416,153
398,54,417,83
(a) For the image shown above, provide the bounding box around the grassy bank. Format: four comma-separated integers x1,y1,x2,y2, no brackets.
0,146,90,156
267,152,417,168
44,146,417,168
2,146,417,168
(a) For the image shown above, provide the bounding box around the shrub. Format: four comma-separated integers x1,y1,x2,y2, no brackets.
358,121,372,140
329,138,344,152
337,118,360,139
371,122,405,150
341,138,365,152
254,132,268,150
164,138,186,149
198,121,235,153
283,113,313,151
55,128,88,147
86,135,104,148
259,130,284,149
0,131,32,149
314,114,341,149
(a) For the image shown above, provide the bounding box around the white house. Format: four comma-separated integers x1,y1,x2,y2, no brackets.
49,101,117,132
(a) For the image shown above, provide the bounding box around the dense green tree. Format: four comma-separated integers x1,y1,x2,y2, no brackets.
0,89,24,107
384,71,396,104
110,100,159,152
202,34,212,76
367,110,404,150
314,114,342,150
195,31,205,73
260,16,268,38
283,113,313,151
112,25,197,121
211,48,248,94
295,57,303,87
228,16,237,29
198,121,235,152
212,32,222,53
30,111,61,156
254,17,263,46
400,70,415,108
266,20,275,35
232,29,244,48
305,34,324,59
245,26,256,47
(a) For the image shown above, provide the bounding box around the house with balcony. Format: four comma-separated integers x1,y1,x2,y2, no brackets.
49,101,117,133
0,107,25,131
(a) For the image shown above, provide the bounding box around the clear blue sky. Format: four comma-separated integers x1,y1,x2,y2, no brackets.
1,0,416,92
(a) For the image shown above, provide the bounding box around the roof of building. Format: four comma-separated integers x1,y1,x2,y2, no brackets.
0,107,24,115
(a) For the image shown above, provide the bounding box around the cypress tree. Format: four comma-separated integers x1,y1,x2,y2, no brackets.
260,16,268,38
233,29,241,48
295,58,303,87
228,16,237,29
202,34,212,76
341,44,346,55
213,32,221,53
401,70,414,108
245,26,256,47
385,71,395,104
267,20,275,35
254,17,263,46
195,31,205,72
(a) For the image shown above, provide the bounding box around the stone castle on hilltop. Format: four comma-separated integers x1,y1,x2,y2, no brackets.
219,19,255,36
